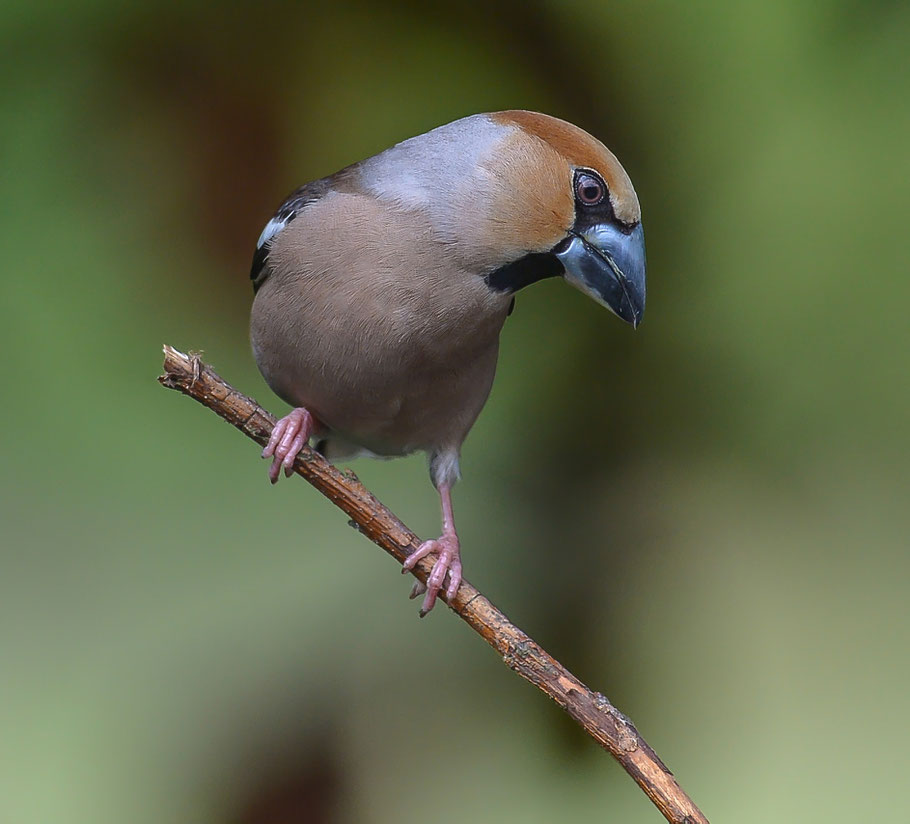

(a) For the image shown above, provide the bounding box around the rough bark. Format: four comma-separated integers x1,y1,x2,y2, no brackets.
159,344,708,824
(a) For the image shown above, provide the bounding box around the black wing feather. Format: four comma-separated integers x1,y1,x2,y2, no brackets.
250,178,334,292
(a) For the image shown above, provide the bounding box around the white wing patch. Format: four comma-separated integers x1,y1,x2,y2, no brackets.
257,216,290,250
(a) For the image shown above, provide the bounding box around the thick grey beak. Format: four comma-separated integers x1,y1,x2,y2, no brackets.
554,222,646,327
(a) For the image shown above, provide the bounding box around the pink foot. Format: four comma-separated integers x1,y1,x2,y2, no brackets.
402,530,462,617
261,408,314,483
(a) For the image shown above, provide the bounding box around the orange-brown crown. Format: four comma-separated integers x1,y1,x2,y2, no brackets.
492,110,640,227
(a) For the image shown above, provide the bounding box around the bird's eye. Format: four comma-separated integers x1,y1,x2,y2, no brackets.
574,171,606,206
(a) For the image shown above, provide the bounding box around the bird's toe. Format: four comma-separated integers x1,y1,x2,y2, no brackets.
402,539,436,572
444,558,463,601
410,533,461,616
263,407,313,483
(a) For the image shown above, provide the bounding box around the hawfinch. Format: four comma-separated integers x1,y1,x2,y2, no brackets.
250,111,645,615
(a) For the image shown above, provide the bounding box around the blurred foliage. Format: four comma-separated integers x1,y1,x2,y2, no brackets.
1,1,909,822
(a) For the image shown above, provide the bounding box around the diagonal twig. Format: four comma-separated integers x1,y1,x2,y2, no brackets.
158,344,708,824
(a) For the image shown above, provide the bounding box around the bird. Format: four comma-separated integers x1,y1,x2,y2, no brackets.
249,110,645,616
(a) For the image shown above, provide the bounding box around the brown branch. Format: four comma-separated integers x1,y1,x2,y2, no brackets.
158,344,708,824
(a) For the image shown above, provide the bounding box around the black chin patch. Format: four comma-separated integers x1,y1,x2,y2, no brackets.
484,252,564,294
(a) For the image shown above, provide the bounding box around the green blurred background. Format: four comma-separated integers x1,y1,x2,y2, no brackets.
2,1,908,821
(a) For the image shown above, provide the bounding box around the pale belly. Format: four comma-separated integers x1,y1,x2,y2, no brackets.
251,281,506,457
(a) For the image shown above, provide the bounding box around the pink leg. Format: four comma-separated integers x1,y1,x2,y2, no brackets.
402,483,462,616
261,407,314,484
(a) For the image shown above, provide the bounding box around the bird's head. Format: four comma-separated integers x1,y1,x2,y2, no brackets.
481,111,645,327
361,110,645,327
